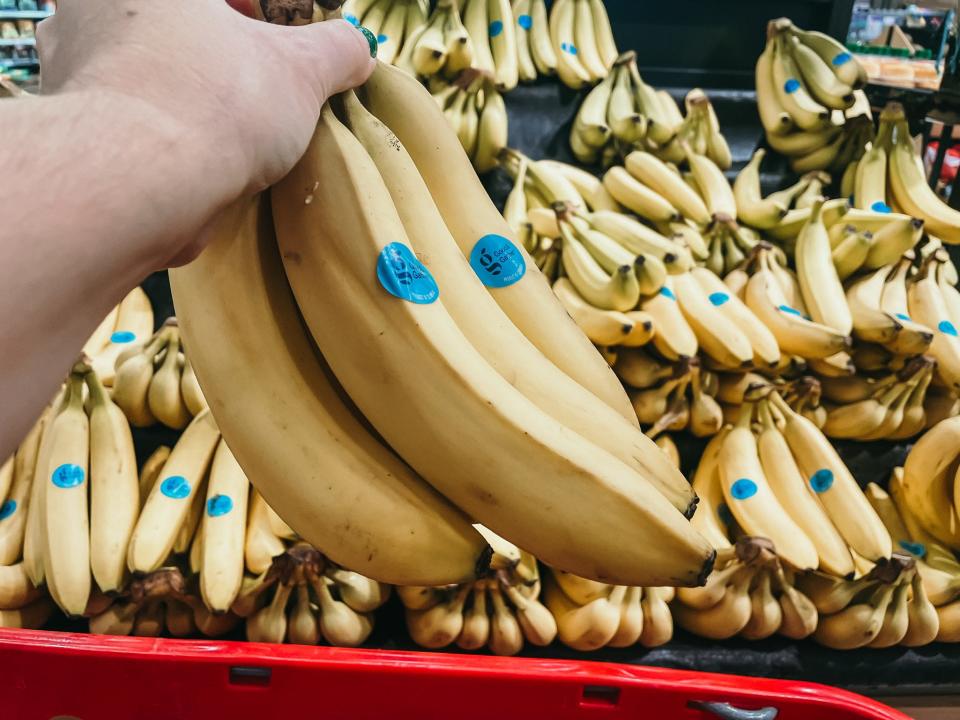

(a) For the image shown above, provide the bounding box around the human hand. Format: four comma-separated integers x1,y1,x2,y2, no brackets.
35,0,375,264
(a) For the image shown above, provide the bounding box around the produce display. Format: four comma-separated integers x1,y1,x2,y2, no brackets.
7,1,960,675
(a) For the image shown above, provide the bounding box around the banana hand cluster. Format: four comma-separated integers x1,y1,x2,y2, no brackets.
674,538,818,641
457,0,519,91
82,286,154,387
112,319,206,430
430,70,508,173
342,0,428,67
512,0,557,82
545,0,615,90
756,18,872,174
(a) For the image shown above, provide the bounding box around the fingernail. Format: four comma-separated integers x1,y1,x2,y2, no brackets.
357,25,377,58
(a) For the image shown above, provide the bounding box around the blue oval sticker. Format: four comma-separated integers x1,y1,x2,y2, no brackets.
899,540,926,558
870,201,891,213
0,499,16,521
784,78,801,94
376,34,388,44
160,475,191,500
561,42,578,55
810,469,834,493
51,464,84,489
206,494,233,518
659,286,676,300
895,313,911,322
939,320,958,337
377,243,440,304
730,478,758,500
489,20,503,37
832,52,853,67
518,14,532,30
110,331,136,344
778,304,802,317
470,234,526,288
344,13,359,26
708,292,730,307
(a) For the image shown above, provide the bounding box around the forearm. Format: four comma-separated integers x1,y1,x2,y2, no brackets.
0,90,238,455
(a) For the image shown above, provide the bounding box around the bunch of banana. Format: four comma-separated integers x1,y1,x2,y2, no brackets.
430,70,508,173
735,150,831,231
342,0,428,67
674,536,819,641
545,0,616,90
756,18,872,174
701,216,762,278
240,544,388,647
396,0,469,79
512,0,556,81
111,318,206,430
82,286,154,387
802,554,928,649
715,372,826,429
621,356,723,438
544,568,674,650
820,356,935,441
873,102,960,245
458,0,519,91
401,550,558,655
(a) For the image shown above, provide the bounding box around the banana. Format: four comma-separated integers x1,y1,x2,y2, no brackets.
776,579,818,639
586,211,691,268
867,575,911,648
788,24,866,89
456,582,490,650
902,416,960,548
602,167,679,224
902,571,941,647
639,281,698,361
361,64,635,421
199,440,250,613
412,2,448,76
375,0,408,65
539,162,622,213
0,412,45,565
734,150,788,229
831,229,872,281
570,0,605,82
888,116,960,244
853,142,887,211
677,561,742,610
909,258,960,391
689,429,733,551
461,0,495,73
287,584,320,645
741,569,783,640
719,409,820,570
527,0,556,76
327,568,389,613
587,0,617,69
787,33,853,110
574,71,614,148
443,0,473,76
246,581,292,644
146,327,191,430
771,33,831,131
624,151,710,226
613,348,674,389
685,147,736,219
474,84,508,174
0,563,41,610
864,219,924,271
755,39,793,136
814,582,895,649
488,0,518,90
86,370,138,595
552,569,611,605
314,573,377,647
672,272,752,369
513,0,537,83
607,585,644,648
798,571,878,615
544,574,622,650
559,221,640,311
845,266,904,346
552,278,634,346
126,410,220,574
488,581,524,655
673,564,755,639
795,199,852,334
548,0,590,89
0,597,54,630
42,368,90,616
90,286,154,386
179,356,207,416
112,329,168,428
757,403,854,577
639,586,674,647
274,104,712,586
407,584,469,648
769,392,892,561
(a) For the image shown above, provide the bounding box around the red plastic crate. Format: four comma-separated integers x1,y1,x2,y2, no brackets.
0,629,908,720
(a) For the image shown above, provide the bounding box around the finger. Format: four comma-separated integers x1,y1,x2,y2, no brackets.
278,19,376,102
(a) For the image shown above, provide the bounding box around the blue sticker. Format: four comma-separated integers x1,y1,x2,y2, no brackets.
659,286,676,300
160,475,191,500
939,320,958,337
518,14,532,30
899,540,926,558
810,469,834,493
870,201,891,213
708,292,730,307
110,331,136,344
206,494,233,518
0,500,15,521
377,34,388,44
344,13,358,26
784,78,801,94
51,463,84,489
718,503,734,527
730,478,758,500
489,20,503,37
561,42,578,55
470,234,526,288
778,304,802,317
833,52,853,67
895,313,911,322
376,243,440,304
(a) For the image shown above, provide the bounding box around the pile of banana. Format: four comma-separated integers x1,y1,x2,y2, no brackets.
342,0,430,67
173,62,715,591
399,550,558,655
756,18,872,174
574,54,729,169
82,286,154,386
429,70,508,173
545,569,675,650
111,319,206,429
674,538,818,641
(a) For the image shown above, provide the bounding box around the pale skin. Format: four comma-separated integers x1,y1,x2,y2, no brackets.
0,0,375,457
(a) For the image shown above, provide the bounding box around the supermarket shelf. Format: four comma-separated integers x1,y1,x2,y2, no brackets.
0,10,50,19
0,37,35,46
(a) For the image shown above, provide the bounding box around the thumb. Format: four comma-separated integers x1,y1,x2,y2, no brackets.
274,18,377,104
